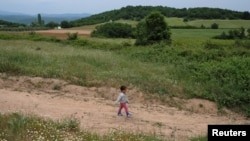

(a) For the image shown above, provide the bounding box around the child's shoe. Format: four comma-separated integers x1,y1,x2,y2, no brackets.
126,113,132,117
118,113,123,116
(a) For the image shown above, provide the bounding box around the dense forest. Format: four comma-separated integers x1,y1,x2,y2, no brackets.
70,5,250,27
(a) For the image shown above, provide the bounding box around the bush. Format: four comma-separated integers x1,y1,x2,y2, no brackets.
91,22,134,38
247,28,250,38
235,40,250,49
211,23,219,29
67,32,78,40
214,28,247,40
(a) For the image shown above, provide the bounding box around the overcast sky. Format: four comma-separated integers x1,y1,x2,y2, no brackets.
0,0,249,15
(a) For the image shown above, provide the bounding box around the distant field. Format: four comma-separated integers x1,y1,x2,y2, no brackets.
71,24,100,30
171,29,231,39
165,17,187,26
66,18,249,41
72,18,250,31
187,19,250,29
33,28,230,40
36,29,91,39
115,19,138,27
1,18,249,42
116,18,188,27
165,18,250,29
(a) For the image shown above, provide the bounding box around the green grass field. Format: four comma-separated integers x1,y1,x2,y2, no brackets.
105,18,250,29
165,17,187,26
171,29,231,39
187,19,250,29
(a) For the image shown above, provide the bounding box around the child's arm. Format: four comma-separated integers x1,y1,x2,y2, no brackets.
115,94,122,104
126,95,129,103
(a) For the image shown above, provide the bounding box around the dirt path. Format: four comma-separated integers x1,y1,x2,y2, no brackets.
0,74,248,141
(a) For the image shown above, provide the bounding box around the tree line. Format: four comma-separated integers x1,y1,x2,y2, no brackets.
70,6,250,27
0,14,50,31
1,6,250,30
0,20,25,27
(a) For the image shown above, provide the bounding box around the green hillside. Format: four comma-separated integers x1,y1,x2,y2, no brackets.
70,5,250,27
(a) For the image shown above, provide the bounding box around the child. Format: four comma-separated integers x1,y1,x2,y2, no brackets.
115,85,132,117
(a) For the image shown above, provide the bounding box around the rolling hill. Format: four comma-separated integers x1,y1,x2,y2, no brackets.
70,6,250,27
0,10,91,25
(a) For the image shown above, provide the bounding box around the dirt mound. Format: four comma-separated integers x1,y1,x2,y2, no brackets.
0,73,248,141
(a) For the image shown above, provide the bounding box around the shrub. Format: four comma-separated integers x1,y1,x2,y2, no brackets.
247,28,250,38
211,23,219,29
214,28,247,40
67,32,78,40
91,22,134,38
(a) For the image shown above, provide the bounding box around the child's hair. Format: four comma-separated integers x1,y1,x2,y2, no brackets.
120,85,127,91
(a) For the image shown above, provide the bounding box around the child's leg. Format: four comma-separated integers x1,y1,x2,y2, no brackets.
117,103,123,115
123,103,129,115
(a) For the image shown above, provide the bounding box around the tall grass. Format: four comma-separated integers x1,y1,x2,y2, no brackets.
0,113,169,141
0,39,174,92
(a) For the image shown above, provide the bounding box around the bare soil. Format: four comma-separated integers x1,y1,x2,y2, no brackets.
36,29,91,39
0,73,248,141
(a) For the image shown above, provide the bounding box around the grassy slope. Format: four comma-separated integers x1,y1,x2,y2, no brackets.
0,39,176,94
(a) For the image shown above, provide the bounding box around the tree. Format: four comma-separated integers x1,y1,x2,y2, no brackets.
61,20,71,28
239,27,246,39
134,21,148,45
46,21,59,29
213,28,248,39
200,24,206,29
242,11,250,20
211,23,219,29
247,28,250,38
135,11,171,46
37,14,44,25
